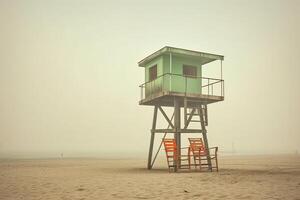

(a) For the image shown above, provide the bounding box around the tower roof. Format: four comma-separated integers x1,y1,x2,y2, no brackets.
138,46,224,67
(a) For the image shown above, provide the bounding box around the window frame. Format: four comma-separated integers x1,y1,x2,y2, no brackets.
149,65,157,81
183,65,197,78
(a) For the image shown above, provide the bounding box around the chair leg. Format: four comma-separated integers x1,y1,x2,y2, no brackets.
194,156,199,171
188,150,191,169
166,156,171,173
188,151,191,170
210,157,213,172
199,156,202,171
215,155,219,172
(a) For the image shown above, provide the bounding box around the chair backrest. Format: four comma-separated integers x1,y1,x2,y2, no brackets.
188,138,206,155
163,139,177,159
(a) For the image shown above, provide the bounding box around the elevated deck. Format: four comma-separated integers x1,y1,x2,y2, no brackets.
139,91,224,107
139,73,224,107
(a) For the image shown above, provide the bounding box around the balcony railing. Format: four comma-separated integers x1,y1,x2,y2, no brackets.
139,73,224,101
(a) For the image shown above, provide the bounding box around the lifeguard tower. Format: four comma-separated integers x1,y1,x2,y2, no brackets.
139,46,224,172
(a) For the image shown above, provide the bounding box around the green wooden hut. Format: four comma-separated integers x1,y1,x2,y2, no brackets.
139,46,224,106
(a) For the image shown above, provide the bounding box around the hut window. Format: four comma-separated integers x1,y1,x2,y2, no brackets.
183,65,197,78
149,65,157,81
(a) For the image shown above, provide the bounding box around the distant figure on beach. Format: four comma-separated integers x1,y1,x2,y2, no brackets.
61,153,64,159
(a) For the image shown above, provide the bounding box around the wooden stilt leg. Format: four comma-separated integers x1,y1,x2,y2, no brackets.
199,106,212,171
174,98,181,172
147,106,158,170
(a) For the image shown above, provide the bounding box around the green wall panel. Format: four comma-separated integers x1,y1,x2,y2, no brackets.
144,54,203,97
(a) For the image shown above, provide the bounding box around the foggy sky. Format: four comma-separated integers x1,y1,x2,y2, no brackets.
0,0,299,158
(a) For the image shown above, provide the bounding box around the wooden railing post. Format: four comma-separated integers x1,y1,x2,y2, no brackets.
185,76,187,95
208,78,210,96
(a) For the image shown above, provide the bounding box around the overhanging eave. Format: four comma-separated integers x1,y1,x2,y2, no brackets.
138,46,224,67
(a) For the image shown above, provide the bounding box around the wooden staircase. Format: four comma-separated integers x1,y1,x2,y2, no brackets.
183,98,208,128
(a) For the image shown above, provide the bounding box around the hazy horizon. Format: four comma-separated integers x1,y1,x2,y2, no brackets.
0,0,299,159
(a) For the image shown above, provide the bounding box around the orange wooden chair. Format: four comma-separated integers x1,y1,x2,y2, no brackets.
162,139,191,172
188,138,218,171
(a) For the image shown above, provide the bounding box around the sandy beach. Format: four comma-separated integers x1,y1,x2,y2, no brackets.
0,154,299,200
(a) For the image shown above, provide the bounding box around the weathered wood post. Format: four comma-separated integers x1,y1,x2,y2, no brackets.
147,106,158,169
174,98,181,171
199,106,212,170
